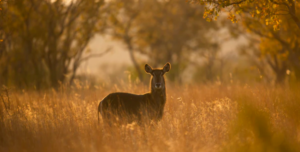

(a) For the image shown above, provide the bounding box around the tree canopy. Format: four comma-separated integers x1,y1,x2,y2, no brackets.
211,0,300,83
108,0,218,82
0,0,107,89
193,0,300,30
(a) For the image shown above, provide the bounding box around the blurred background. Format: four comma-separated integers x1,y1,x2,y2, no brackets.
0,0,299,90
1,1,300,151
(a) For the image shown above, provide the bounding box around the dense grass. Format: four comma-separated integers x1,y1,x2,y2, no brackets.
1,83,300,152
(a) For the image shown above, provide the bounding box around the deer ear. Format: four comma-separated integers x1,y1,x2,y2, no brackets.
163,62,171,73
145,64,152,73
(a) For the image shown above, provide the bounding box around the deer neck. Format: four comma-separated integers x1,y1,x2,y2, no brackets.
150,86,166,103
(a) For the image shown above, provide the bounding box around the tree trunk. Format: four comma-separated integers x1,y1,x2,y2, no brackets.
275,69,286,84
274,62,287,85
127,40,144,82
50,69,59,89
69,61,79,86
287,0,300,30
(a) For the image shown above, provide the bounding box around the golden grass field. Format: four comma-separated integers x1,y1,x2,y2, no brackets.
1,82,300,152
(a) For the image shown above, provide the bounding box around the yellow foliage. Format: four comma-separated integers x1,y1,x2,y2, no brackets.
195,0,300,31
260,38,282,56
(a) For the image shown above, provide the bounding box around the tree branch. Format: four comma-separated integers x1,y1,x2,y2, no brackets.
266,55,277,72
79,47,112,63
272,0,300,29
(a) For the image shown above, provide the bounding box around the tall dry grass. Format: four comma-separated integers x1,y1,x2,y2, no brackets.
0,82,300,152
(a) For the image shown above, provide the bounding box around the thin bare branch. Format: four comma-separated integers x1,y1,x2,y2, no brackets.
79,47,112,63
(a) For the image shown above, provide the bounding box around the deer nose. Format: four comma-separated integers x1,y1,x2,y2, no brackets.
155,83,161,89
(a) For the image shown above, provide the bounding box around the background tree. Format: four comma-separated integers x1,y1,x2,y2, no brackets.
223,2,300,84
107,0,145,81
0,0,107,89
193,0,299,84
193,0,300,30
108,0,218,82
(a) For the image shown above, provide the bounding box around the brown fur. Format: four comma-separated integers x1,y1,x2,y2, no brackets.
98,63,171,124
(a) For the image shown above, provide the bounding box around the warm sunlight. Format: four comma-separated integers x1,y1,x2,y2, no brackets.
1,0,300,151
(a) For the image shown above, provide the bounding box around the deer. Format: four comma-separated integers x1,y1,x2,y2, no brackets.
98,63,171,124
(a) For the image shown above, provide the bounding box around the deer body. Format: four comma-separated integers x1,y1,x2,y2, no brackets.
98,63,171,123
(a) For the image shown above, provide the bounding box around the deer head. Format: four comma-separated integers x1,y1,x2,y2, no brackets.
145,63,171,90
